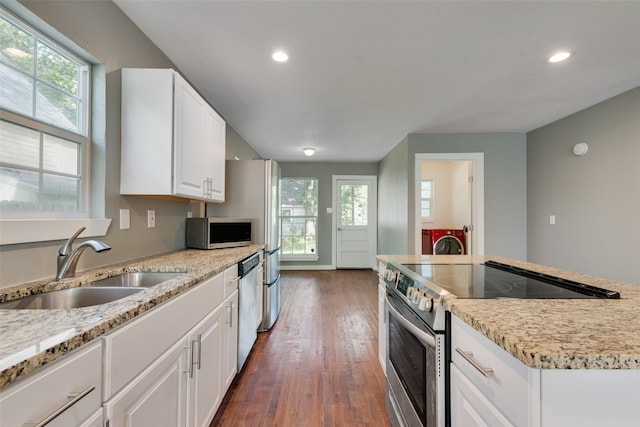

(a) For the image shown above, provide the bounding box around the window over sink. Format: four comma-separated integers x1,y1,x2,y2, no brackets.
0,5,110,244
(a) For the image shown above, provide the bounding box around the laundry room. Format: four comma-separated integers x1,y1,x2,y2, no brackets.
419,159,472,255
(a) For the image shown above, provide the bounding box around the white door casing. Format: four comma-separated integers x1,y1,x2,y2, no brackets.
333,175,377,269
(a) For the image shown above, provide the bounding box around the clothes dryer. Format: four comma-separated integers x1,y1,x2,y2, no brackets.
430,229,465,254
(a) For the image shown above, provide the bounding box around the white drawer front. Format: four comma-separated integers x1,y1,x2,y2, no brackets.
224,264,239,298
0,342,102,427
451,315,534,427
104,273,224,398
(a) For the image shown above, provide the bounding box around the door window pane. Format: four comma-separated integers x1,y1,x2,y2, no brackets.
340,184,368,226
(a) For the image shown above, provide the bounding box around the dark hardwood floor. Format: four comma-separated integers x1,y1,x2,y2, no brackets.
211,269,390,427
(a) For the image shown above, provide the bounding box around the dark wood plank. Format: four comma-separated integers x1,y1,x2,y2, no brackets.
211,270,390,427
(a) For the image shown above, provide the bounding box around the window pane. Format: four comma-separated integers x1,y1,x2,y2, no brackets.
36,42,78,95
0,17,34,73
281,178,318,216
0,63,34,117
0,166,39,211
43,134,79,175
340,184,368,226
0,120,40,168
281,217,316,255
36,81,79,132
41,173,80,212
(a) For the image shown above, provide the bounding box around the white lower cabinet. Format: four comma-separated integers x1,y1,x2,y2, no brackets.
450,363,513,427
81,408,104,427
104,336,189,427
221,291,239,392
451,313,640,427
0,341,102,427
377,261,386,373
187,290,238,427
103,265,241,427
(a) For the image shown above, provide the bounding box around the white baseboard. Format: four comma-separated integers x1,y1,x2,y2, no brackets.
280,264,335,271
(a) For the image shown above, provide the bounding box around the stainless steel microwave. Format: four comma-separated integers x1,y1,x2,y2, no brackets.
186,218,252,249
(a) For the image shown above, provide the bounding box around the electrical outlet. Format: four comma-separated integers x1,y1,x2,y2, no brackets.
147,210,156,228
120,209,130,230
187,211,193,218
549,215,556,225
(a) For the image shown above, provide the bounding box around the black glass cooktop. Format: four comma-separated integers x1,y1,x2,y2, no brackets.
402,261,620,299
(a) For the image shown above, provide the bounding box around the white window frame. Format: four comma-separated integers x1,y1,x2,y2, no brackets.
280,177,319,262
0,5,110,245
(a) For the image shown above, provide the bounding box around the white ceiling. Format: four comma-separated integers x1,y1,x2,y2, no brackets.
113,0,640,162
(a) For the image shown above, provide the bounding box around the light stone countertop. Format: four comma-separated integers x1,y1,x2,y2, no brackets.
377,254,640,370
0,245,263,390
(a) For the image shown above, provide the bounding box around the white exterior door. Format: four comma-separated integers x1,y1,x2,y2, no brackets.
334,176,377,269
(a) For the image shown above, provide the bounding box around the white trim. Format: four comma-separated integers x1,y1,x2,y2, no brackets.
332,175,378,269
280,264,334,271
0,218,111,245
414,153,484,256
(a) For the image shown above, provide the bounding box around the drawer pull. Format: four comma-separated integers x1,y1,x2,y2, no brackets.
455,347,494,377
23,385,95,427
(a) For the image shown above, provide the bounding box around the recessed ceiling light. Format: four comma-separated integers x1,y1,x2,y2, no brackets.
547,51,573,63
303,147,315,156
272,50,289,63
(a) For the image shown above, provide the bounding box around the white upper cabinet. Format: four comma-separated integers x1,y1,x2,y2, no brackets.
121,68,226,202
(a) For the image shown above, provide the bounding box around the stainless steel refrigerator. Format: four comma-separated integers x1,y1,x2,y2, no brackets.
206,159,281,331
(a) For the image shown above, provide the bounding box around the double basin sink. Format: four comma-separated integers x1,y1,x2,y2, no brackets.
0,272,184,310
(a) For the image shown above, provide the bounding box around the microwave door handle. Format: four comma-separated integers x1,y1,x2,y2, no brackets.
385,294,435,348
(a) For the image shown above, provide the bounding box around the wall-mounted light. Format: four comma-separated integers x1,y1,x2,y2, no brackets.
573,142,589,156
303,147,315,156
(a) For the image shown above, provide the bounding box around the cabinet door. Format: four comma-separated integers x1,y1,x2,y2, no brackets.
377,262,387,373
222,291,239,391
450,364,514,427
206,107,226,202
79,409,103,427
174,72,207,199
188,304,224,427
105,336,189,427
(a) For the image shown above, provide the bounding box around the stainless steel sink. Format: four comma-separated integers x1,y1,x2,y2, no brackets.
0,287,144,310
89,272,184,287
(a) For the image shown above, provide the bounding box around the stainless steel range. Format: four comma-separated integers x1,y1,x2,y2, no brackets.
383,260,619,427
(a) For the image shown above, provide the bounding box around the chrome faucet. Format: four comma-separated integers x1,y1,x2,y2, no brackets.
56,227,111,280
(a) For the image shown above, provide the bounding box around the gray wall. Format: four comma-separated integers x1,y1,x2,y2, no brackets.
377,138,410,255
0,1,256,288
527,87,640,284
377,133,528,260
279,162,378,269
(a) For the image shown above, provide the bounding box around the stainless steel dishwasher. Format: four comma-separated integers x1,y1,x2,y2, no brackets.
237,252,260,371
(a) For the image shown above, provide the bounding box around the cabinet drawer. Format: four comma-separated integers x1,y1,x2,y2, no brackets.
104,273,224,398
451,315,534,426
0,341,102,427
224,264,239,298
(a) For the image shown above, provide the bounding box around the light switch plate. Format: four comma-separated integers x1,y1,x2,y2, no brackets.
120,209,130,230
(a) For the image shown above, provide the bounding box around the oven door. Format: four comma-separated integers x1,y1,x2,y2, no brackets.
385,291,444,427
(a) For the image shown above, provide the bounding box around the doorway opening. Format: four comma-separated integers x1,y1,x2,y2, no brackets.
414,153,484,256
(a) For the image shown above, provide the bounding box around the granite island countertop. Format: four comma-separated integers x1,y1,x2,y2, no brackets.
377,254,640,370
0,245,263,390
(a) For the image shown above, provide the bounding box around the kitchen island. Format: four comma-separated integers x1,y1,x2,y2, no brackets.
0,245,262,390
377,254,640,426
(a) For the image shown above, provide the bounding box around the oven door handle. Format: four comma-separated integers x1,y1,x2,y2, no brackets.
385,294,436,348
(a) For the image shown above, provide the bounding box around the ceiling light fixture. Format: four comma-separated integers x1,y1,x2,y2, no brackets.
303,147,315,156
547,50,573,63
272,50,289,63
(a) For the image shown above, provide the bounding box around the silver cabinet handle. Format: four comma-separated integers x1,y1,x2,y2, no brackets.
226,302,234,327
23,385,95,427
189,338,198,378
455,347,494,377
196,333,202,370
